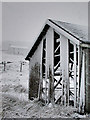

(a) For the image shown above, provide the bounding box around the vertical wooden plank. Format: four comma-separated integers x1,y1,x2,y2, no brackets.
47,70,50,104
28,60,31,99
63,70,66,106
86,48,90,112
66,40,69,106
77,45,81,108
78,48,83,113
51,28,54,104
60,35,69,106
80,50,85,113
38,40,43,100
78,48,86,113
60,35,64,105
45,38,47,104
3,61,6,71
46,28,54,104
83,50,85,112
74,44,77,108
46,31,50,103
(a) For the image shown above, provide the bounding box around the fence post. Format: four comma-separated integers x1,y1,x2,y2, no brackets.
3,61,6,71
20,62,23,72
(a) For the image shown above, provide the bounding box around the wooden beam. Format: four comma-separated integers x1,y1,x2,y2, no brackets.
77,45,80,107
54,77,62,89
54,61,60,70
66,40,69,106
45,38,47,104
79,50,85,113
80,43,90,48
70,58,74,63
85,48,90,113
51,29,54,104
60,35,69,106
54,44,60,53
54,64,60,72
38,40,43,100
74,44,77,108
54,54,60,57
54,78,58,82
46,28,54,104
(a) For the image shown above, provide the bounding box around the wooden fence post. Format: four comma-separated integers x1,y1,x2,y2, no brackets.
20,62,23,72
3,61,6,71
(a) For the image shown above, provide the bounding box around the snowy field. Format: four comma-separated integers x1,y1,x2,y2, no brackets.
0,51,90,119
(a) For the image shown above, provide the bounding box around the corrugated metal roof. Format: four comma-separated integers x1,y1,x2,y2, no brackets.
51,20,88,43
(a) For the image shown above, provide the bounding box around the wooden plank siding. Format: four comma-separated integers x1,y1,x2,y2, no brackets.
85,48,90,113
28,40,43,100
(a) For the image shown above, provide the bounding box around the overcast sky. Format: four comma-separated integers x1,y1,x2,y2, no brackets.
2,2,88,48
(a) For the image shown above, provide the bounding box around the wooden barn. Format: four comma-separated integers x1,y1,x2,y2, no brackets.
25,19,90,113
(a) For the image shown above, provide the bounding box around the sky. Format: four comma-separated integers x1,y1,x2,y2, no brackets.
2,2,88,49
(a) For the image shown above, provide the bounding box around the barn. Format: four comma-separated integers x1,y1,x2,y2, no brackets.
25,19,90,113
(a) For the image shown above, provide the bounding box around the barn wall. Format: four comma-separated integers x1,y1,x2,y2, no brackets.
29,40,43,99
85,48,90,113
28,27,54,101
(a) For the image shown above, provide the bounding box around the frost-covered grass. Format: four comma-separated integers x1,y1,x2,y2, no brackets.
1,51,90,118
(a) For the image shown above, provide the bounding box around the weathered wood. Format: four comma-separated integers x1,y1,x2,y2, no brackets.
51,28,54,104
38,40,43,100
20,62,23,72
80,43,90,48
45,38,47,104
74,44,77,108
29,63,40,100
49,67,54,103
46,28,54,104
60,35,69,106
54,78,58,82
3,61,6,71
54,77,62,89
77,45,80,108
38,64,42,100
85,48,90,113
54,72,60,76
54,61,60,71
79,50,85,113
54,44,60,53
54,54,60,57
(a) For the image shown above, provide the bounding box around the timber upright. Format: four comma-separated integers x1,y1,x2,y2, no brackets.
25,19,90,113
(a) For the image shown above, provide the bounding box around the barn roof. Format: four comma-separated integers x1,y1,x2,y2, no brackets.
51,20,88,43
25,19,89,60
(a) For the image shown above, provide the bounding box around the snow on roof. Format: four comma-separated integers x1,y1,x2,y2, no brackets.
53,20,88,43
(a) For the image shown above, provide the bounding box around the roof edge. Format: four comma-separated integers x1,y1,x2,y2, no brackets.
25,22,50,60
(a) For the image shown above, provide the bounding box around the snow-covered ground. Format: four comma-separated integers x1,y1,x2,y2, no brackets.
0,51,90,119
